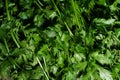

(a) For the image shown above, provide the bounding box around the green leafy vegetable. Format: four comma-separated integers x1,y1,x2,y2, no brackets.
0,0,120,79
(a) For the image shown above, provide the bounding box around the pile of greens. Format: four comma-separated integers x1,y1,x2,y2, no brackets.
0,0,120,80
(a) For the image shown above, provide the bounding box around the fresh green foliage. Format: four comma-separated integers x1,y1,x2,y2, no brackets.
0,0,120,80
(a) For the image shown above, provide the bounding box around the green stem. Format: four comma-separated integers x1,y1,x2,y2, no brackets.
51,0,74,37
71,0,85,29
64,22,74,37
13,31,20,46
5,0,10,20
3,38,9,53
43,57,49,76
37,0,43,6
51,0,61,16
36,57,49,80
35,0,43,10
71,0,80,28
10,30,20,48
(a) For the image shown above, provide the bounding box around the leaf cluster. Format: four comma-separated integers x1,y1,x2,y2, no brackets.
0,0,120,80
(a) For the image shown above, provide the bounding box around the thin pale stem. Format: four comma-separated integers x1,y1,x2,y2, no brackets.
3,38,9,53
43,57,49,76
5,0,10,20
51,0,61,16
64,22,74,37
35,0,43,10
36,57,49,80
10,30,20,48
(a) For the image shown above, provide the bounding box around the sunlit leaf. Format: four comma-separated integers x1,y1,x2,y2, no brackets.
94,18,115,25
98,67,113,80
91,51,112,64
